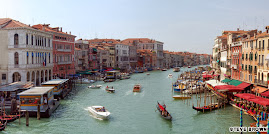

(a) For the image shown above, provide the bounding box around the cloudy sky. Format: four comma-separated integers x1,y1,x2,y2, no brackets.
1,0,269,54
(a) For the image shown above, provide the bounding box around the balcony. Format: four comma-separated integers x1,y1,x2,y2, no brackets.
251,47,253,50
268,47,269,50
14,64,19,68
57,49,71,52
57,61,72,65
254,79,267,86
254,70,257,74
261,63,264,66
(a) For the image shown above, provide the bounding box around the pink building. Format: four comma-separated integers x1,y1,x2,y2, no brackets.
32,24,76,78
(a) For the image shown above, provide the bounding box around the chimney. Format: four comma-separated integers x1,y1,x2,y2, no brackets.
69,31,71,34
60,27,62,32
266,27,269,33
259,31,262,34
254,33,256,38
237,28,239,31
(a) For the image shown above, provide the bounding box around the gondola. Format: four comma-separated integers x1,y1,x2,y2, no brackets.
0,115,17,123
0,122,6,131
156,102,172,120
192,103,219,112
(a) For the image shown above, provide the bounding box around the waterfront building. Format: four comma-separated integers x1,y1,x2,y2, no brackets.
115,43,130,71
255,29,269,86
212,39,220,70
75,39,90,72
241,30,258,84
0,18,53,86
137,50,156,69
88,39,120,68
163,51,171,68
218,35,228,81
32,24,76,79
122,38,164,68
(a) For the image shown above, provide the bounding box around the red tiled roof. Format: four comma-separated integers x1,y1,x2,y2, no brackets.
121,38,156,44
32,24,75,36
0,18,30,28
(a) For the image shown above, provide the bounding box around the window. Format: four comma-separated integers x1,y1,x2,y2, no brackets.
31,35,33,45
14,52,19,65
14,34,19,45
49,53,51,63
32,52,34,64
2,74,6,80
26,34,28,44
48,39,50,47
27,52,29,64
263,40,265,49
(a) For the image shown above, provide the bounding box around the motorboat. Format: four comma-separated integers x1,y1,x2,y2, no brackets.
103,79,116,82
161,68,167,71
146,73,150,75
105,86,115,93
173,67,180,72
133,84,141,92
88,85,102,89
168,74,173,78
76,78,95,84
174,83,187,92
87,106,110,119
188,66,191,68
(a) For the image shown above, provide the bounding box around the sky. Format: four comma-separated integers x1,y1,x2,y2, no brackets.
1,0,269,54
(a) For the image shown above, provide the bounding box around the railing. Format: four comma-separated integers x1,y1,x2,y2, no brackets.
251,47,253,50
261,63,264,66
254,70,257,74
14,64,19,68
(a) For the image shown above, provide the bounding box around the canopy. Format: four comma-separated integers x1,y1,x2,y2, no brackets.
221,78,232,83
237,82,251,89
202,74,212,79
261,90,269,97
158,103,164,111
214,85,244,92
205,80,227,87
235,93,269,107
227,79,242,86
252,86,268,93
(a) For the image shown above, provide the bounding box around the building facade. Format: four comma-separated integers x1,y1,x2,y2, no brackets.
32,24,76,78
0,18,53,86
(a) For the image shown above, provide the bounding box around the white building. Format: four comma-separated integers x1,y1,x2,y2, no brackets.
0,18,53,86
115,43,130,71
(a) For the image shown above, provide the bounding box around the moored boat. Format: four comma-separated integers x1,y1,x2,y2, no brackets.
174,83,187,92
0,115,17,123
88,85,102,89
76,78,95,84
156,102,172,120
192,103,220,112
172,95,191,99
87,106,110,119
173,67,180,72
133,84,141,92
103,79,116,82
0,122,6,131
188,66,191,68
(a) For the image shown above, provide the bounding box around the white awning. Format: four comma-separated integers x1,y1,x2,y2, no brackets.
205,80,227,87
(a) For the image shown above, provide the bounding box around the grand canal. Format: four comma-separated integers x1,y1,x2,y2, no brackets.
6,66,254,134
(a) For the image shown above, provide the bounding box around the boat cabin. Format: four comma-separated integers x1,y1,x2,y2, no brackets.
41,79,71,99
105,71,120,79
18,86,57,117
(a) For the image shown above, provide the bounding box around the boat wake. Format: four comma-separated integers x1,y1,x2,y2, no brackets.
84,108,105,121
125,90,133,96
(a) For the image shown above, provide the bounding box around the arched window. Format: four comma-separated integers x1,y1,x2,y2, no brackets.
14,34,19,45
48,39,50,47
26,34,28,44
27,72,30,81
45,38,46,47
14,52,19,65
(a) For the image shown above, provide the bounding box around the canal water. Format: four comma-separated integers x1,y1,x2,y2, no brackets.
5,66,254,134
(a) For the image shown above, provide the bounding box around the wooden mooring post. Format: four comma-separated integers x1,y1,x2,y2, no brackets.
37,104,40,120
26,110,29,126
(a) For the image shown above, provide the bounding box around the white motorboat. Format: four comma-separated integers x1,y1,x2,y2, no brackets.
168,74,173,78
76,78,95,84
87,106,110,119
88,85,102,89
105,86,115,93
